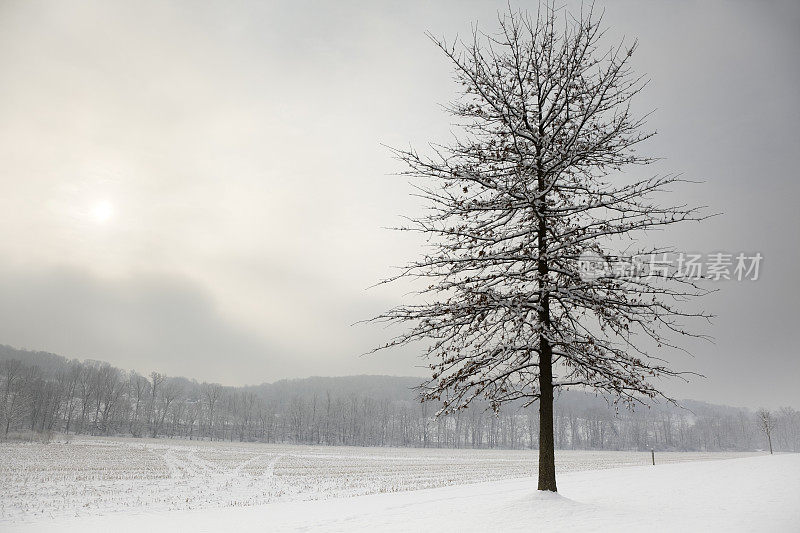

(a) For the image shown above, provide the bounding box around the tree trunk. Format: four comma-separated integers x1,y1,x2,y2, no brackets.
537,337,557,491
536,141,557,492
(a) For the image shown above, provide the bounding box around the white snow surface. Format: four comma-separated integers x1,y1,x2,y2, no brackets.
2,437,798,532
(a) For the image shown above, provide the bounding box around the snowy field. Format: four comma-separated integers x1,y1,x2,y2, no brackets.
2,437,795,531
23,453,791,533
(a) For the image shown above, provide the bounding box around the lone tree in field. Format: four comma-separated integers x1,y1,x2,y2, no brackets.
758,408,774,454
374,5,708,491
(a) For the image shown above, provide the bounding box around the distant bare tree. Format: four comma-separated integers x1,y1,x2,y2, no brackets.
374,4,708,491
147,372,165,435
59,362,81,434
152,380,181,438
202,383,222,440
758,408,774,454
129,373,149,437
1,360,25,435
289,396,305,443
775,407,799,452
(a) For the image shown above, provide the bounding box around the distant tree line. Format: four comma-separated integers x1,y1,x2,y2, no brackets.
1,346,798,452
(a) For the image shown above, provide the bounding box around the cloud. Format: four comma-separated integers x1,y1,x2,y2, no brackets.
0,264,423,384
0,265,292,384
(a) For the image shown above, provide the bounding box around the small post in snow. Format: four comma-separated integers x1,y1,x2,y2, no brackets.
651,449,655,465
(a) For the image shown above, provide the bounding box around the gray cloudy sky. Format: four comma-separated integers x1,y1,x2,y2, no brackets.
0,0,798,408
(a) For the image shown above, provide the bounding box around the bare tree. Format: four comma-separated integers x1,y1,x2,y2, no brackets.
374,4,708,491
1,360,26,435
776,407,799,452
147,372,165,436
1,360,24,435
60,362,81,434
758,408,774,454
202,383,222,441
152,380,181,438
129,373,149,437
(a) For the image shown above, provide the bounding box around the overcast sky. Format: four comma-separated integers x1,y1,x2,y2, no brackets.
0,0,798,408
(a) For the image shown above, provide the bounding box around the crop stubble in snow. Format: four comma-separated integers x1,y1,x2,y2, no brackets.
0,436,759,523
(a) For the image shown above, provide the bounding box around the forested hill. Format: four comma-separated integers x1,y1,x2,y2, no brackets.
248,375,423,404
1,343,798,452
0,344,740,412
1,344,70,373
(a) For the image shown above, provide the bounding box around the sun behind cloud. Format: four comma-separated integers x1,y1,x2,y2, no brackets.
90,200,114,224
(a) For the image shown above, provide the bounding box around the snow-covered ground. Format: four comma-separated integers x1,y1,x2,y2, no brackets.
2,437,796,531
22,453,793,533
